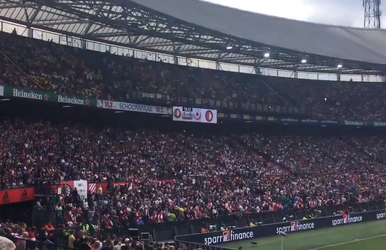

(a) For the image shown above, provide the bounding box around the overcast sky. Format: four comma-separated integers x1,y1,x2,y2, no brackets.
204,0,386,28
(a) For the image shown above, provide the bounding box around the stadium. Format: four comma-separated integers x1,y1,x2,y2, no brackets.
0,0,386,250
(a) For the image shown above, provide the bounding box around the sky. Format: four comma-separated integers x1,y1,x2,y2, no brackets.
204,0,386,28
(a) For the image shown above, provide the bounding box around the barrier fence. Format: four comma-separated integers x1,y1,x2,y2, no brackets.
30,201,380,243
27,200,384,244
175,240,237,250
9,237,73,250
147,201,383,242
175,208,386,246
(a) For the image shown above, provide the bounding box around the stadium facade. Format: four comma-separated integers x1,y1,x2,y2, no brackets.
0,0,384,82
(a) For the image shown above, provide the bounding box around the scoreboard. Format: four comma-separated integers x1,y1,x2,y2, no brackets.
172,106,217,124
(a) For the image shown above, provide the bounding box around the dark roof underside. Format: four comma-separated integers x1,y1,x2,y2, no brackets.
0,0,384,74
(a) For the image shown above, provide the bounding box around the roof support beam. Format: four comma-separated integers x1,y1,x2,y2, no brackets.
21,0,31,24
0,0,380,74
82,1,105,35
0,3,38,9
29,4,42,23
34,20,88,25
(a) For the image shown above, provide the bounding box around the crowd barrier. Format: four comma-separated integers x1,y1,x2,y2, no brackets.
175,240,236,250
175,209,386,246
7,237,73,250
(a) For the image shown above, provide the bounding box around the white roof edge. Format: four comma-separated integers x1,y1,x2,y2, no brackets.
131,0,386,65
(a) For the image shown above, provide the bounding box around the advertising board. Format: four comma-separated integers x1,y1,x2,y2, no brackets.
204,230,254,245
97,99,170,115
0,187,35,204
176,209,386,246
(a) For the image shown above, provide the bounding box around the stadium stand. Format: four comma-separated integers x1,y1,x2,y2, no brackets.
0,31,386,210
237,133,386,174
0,27,386,249
1,0,386,248
3,32,386,120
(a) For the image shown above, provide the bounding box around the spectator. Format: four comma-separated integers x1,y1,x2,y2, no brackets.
79,237,91,250
0,236,16,250
27,227,36,241
91,241,101,250
15,232,28,250
68,229,76,249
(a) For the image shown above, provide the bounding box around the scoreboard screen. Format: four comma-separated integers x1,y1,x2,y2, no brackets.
172,106,217,124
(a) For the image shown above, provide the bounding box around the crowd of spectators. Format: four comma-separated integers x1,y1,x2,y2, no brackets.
1,30,386,232
2,31,386,120
1,117,386,228
238,134,386,174
0,220,169,250
345,136,386,162
92,172,383,227
0,118,285,188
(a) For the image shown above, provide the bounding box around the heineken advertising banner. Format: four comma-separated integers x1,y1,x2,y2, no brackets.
4,85,386,128
218,113,386,127
3,86,96,107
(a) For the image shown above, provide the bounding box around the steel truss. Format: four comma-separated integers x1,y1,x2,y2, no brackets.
0,0,383,75
363,0,381,29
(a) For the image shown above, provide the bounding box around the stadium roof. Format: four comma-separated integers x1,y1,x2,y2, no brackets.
0,0,385,74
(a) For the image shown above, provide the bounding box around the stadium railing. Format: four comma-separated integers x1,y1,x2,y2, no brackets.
9,237,73,250
126,200,384,242
32,206,67,230
14,236,237,250
175,239,237,250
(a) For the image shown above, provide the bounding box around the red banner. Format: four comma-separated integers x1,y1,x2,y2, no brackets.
0,187,35,205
